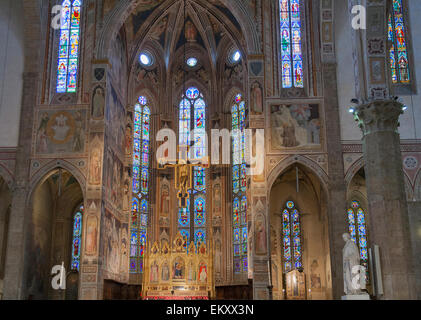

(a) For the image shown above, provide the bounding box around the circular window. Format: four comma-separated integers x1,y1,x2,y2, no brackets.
232,50,241,62
139,52,153,66
186,57,198,67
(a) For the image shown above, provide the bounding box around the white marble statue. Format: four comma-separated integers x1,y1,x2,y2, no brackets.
343,232,362,295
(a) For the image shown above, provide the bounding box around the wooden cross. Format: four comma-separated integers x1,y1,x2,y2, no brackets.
158,145,209,208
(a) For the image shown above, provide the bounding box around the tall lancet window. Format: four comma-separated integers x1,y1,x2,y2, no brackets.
232,94,247,274
388,0,410,84
57,0,82,93
178,87,207,249
71,204,84,271
281,201,302,273
279,0,304,89
347,201,369,273
130,96,151,274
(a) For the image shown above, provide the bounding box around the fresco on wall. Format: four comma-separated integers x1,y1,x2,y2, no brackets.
103,209,128,278
105,149,123,210
271,104,321,149
106,83,126,155
35,109,87,155
109,31,127,100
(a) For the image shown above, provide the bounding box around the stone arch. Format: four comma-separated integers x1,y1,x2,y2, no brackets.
27,159,86,207
268,162,331,299
267,155,329,197
224,87,244,114
95,0,261,60
413,169,421,201
24,165,84,299
344,156,364,187
129,39,166,104
0,164,14,191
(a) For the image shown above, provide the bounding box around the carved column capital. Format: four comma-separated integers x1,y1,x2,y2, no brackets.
354,100,404,136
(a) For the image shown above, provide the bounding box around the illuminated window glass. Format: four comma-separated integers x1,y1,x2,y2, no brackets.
347,201,369,275
57,0,82,93
279,0,304,89
232,94,247,274
130,96,150,274
281,201,302,273
71,204,84,271
178,87,207,250
388,0,410,84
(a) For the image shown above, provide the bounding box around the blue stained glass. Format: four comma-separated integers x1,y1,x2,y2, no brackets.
131,102,151,274
139,96,148,105
231,94,248,273
70,205,83,271
242,227,248,243
234,228,240,243
130,258,137,272
280,0,303,89
234,244,240,256
186,87,200,99
178,88,207,245
234,260,241,273
56,0,82,93
242,243,247,254
389,0,410,84
347,201,369,275
194,196,206,227
194,229,206,247
282,202,302,273
242,257,248,272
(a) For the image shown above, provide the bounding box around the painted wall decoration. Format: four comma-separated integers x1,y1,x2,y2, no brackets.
106,83,126,155
103,209,128,278
88,134,102,185
35,109,87,155
270,104,321,149
105,149,123,210
85,215,98,256
251,82,263,114
92,86,105,119
109,31,127,99
255,214,267,255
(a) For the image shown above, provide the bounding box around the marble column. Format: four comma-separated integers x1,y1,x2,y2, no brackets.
354,100,416,299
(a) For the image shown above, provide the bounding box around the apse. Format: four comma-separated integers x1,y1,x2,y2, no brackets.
269,164,332,300
24,169,83,300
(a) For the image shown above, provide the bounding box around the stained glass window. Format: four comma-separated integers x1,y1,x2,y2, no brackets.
57,0,82,93
388,0,410,84
178,87,207,249
347,201,369,276
232,94,248,274
71,204,84,271
281,201,302,273
130,96,150,274
279,0,304,89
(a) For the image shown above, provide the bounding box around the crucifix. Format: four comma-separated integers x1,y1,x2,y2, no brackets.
158,145,209,208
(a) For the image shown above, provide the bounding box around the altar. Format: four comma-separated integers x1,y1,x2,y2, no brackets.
142,233,215,300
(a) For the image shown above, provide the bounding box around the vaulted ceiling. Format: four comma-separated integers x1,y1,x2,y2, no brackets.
122,0,246,68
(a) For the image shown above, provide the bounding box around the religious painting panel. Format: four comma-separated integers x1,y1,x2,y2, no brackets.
270,104,322,150
34,108,87,155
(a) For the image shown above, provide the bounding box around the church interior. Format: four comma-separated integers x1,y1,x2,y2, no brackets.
0,0,420,300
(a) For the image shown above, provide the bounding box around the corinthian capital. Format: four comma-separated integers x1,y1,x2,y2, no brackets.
353,100,404,136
